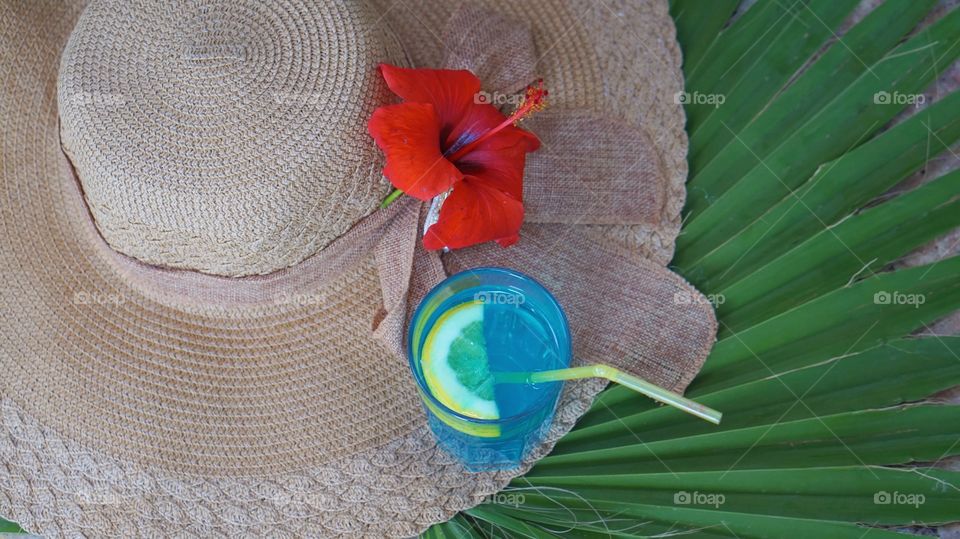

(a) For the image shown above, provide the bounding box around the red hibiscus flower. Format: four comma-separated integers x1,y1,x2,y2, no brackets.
368,64,545,250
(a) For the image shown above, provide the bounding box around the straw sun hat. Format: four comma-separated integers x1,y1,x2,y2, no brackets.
0,0,717,536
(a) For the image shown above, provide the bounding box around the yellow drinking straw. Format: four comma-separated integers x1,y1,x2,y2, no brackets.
496,364,722,425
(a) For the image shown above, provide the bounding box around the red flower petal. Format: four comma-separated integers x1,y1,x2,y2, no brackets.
455,124,539,201
422,176,524,250
379,64,481,137
443,99,506,151
368,102,462,201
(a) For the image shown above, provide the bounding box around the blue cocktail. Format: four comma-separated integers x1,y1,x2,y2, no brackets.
408,267,571,471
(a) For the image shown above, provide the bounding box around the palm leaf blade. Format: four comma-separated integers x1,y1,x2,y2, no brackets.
684,0,858,132
679,8,960,258
525,467,960,525
532,405,960,475
699,256,960,390
717,169,960,332
669,0,741,72
680,89,960,288
560,338,960,451
685,0,938,209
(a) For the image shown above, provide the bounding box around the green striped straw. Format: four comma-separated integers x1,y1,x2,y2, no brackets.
495,364,722,425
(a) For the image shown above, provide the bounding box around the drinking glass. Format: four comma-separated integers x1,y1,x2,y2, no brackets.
408,267,572,471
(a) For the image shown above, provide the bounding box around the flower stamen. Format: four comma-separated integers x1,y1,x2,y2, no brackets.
447,80,548,162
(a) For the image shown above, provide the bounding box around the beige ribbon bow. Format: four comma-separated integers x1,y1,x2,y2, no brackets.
369,3,717,392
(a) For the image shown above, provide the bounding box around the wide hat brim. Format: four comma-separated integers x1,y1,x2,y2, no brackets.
0,0,714,536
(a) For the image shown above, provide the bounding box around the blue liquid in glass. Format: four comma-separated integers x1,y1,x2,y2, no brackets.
485,296,563,416
411,273,570,471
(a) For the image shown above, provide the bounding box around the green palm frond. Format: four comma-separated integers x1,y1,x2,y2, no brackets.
427,1,960,537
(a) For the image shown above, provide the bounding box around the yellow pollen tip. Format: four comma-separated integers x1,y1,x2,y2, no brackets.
511,80,548,126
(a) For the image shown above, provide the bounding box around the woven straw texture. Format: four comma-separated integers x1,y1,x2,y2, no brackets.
0,0,702,536
58,0,404,277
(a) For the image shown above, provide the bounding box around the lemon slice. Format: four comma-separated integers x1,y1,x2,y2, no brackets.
421,300,499,421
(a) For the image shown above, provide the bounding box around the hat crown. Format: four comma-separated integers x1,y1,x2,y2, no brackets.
58,0,403,276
